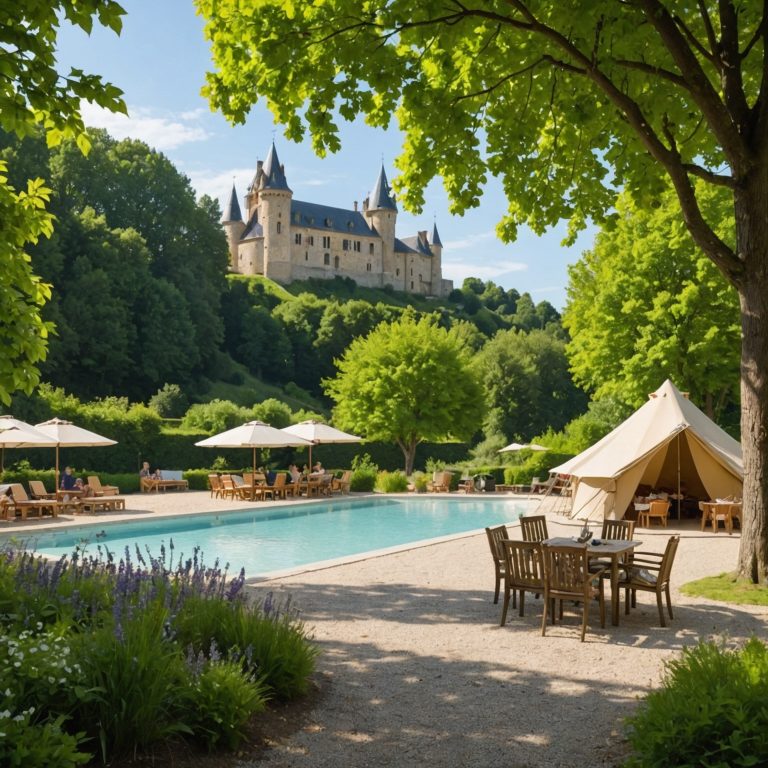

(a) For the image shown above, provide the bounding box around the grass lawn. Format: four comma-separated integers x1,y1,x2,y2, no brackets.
681,572,768,605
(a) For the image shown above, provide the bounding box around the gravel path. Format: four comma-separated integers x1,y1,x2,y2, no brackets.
242,510,766,768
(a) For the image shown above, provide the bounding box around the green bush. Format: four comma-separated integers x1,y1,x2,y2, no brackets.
624,637,768,767
375,470,409,493
181,657,268,751
149,383,189,418
411,471,429,492
350,453,378,492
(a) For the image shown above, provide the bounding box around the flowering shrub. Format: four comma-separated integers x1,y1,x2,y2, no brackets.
0,542,317,762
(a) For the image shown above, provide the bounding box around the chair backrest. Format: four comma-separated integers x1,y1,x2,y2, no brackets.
541,543,590,594
649,499,670,516
208,474,221,490
273,473,286,488
601,518,635,540
220,474,235,491
657,535,680,585
520,514,548,542
485,525,509,565
502,539,544,589
243,472,254,485
87,476,104,492
9,483,30,502
29,480,50,498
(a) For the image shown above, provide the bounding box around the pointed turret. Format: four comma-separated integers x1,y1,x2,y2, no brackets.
260,142,291,192
369,165,397,211
430,222,443,248
222,183,243,223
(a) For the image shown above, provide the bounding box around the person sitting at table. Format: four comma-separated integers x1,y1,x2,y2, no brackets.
289,464,301,483
60,466,78,491
139,461,156,480
311,461,324,475
266,469,277,485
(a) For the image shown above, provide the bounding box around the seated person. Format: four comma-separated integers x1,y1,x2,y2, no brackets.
60,466,78,491
266,469,277,485
139,461,155,479
289,464,301,483
74,477,94,497
311,461,324,476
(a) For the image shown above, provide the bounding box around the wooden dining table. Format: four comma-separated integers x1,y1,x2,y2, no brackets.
543,536,642,626
699,501,740,534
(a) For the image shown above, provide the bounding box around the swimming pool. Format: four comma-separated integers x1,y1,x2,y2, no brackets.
23,496,535,578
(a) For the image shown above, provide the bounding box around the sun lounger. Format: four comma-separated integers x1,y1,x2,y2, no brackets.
87,476,120,496
141,470,189,493
8,483,59,520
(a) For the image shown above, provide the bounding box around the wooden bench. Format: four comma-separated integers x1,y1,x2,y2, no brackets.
141,470,189,493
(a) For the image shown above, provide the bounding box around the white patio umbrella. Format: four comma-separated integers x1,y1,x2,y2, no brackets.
0,416,57,472
34,417,117,491
281,420,362,469
195,420,312,480
498,441,549,453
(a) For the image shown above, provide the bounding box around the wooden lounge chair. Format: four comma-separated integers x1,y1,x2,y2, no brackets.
29,480,56,500
540,542,607,642
519,514,549,543
485,525,509,604
77,496,127,514
427,470,452,492
87,476,119,496
618,535,680,626
8,484,58,520
499,539,546,624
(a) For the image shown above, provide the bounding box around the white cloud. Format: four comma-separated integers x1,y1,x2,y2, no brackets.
442,260,528,284
184,167,255,206
443,230,497,251
81,103,210,150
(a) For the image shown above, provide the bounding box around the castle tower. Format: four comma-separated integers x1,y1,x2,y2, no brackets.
429,222,443,296
258,143,293,284
222,183,245,271
364,165,399,287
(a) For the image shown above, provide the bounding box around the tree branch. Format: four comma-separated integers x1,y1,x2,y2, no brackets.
612,57,689,89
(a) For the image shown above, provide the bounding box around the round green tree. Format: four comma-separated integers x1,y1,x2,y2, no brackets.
324,314,484,474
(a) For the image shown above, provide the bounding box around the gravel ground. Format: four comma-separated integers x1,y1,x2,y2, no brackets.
240,506,766,768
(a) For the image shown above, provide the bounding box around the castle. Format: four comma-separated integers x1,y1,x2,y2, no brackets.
222,144,453,297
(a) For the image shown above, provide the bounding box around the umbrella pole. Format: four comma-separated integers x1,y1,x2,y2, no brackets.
253,446,257,502
677,433,681,520
55,445,60,493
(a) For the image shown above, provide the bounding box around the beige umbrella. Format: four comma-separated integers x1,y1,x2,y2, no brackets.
0,416,57,472
34,417,117,491
281,420,362,468
195,420,312,483
499,442,549,453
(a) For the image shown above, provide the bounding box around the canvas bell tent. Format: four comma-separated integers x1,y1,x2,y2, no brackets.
551,380,743,521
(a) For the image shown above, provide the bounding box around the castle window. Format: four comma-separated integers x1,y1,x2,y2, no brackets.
324,253,330,265
419,274,422,281
347,220,354,230
325,217,332,227
305,252,308,261
353,240,361,252
342,239,349,251
396,268,400,276
295,233,302,245
308,235,314,246
293,212,301,223
276,221,282,234
410,268,413,276
369,243,374,255
322,235,331,248
366,263,372,272
334,255,340,268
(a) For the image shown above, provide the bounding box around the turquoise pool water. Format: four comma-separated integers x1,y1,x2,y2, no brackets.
23,496,534,578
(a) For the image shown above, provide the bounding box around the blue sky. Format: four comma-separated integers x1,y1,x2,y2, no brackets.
54,0,597,310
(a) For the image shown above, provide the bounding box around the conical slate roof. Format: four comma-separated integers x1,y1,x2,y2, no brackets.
431,222,443,247
369,165,397,211
222,183,243,222
260,143,291,192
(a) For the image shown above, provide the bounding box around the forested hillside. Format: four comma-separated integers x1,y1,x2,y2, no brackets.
2,128,588,450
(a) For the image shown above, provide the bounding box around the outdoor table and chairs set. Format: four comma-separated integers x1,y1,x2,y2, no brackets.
486,515,679,642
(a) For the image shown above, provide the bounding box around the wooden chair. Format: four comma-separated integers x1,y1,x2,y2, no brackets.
427,471,452,492
590,518,636,573
332,470,352,495
208,474,222,499
219,474,237,500
8,484,59,520
87,475,120,496
519,514,549,542
485,525,509,604
729,501,742,532
640,499,670,527
29,480,56,500
618,535,680,626
540,543,607,642
499,539,546,624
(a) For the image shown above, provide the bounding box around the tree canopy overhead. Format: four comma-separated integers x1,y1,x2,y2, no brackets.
199,0,768,581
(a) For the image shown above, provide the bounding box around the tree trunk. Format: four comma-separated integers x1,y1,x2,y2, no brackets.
398,439,418,476
735,180,768,582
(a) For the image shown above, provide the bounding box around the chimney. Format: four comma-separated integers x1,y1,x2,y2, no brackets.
353,200,358,211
